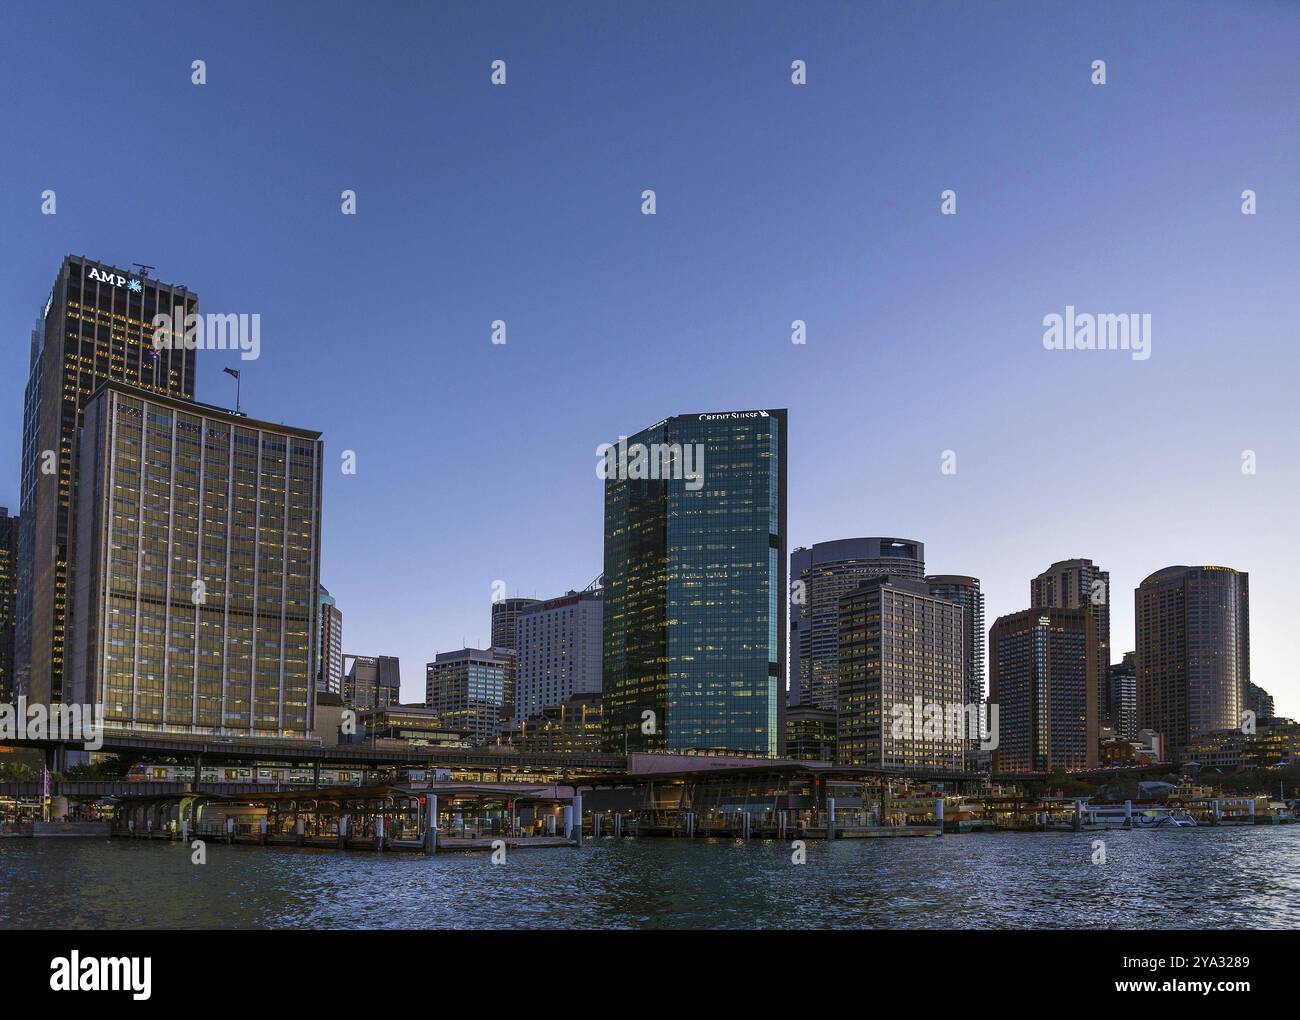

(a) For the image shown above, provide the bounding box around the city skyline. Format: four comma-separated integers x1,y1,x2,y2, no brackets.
2,3,1298,719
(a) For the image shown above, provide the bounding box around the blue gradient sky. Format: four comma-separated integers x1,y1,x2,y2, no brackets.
2,2,1297,713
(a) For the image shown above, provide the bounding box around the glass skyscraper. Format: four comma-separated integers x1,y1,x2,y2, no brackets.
601,409,787,756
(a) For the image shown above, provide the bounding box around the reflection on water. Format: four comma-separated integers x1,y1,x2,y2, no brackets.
2,826,1298,929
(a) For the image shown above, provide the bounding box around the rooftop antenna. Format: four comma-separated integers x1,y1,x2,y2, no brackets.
133,263,154,279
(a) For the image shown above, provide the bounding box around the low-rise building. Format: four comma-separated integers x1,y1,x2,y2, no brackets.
511,694,602,755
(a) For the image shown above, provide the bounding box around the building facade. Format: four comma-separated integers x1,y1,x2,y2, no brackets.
836,575,965,772
1030,559,1110,729
785,704,837,762
18,257,198,708
67,382,322,738
1246,682,1275,724
317,585,343,695
512,694,603,754
789,537,925,711
924,574,985,711
988,608,1099,773
602,409,787,756
491,597,542,651
425,647,513,746
1108,651,1138,741
0,508,17,704
1135,565,1250,761
514,588,602,726
343,654,401,712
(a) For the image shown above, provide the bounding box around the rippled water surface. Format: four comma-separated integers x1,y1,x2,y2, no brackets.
3,827,1298,929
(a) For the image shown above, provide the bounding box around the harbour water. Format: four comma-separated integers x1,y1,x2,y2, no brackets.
3,826,1298,929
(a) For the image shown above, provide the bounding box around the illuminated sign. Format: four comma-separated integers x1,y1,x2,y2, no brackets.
698,410,771,421
85,266,142,292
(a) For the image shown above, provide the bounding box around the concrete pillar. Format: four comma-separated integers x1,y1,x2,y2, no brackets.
1248,799,1257,823
338,813,350,849
686,812,695,838
546,813,556,836
827,798,836,839
778,809,787,841
742,811,751,840
295,817,305,846
569,795,583,845
1212,799,1221,825
592,813,602,838
1073,800,1083,833
225,816,234,844
1125,800,1133,826
936,798,946,833
614,812,623,838
181,814,189,844
375,815,385,852
259,818,268,845
422,795,438,855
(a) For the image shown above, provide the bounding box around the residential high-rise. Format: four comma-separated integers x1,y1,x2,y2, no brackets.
1246,682,1275,724
989,608,1099,773
0,508,17,704
425,647,513,746
1030,559,1110,726
18,257,198,708
789,537,925,710
837,575,965,772
602,409,787,755
317,586,343,695
514,588,602,726
1136,565,1250,761
343,654,401,712
925,574,985,710
1108,651,1138,741
67,382,322,738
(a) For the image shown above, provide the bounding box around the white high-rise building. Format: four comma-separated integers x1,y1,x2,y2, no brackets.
514,589,603,726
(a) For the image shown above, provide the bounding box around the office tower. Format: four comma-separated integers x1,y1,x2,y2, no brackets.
317,585,343,695
989,608,1099,773
491,597,542,650
1136,566,1249,761
425,647,513,746
790,537,925,709
1246,682,1275,724
0,508,17,703
514,588,603,726
925,575,985,710
1030,559,1110,724
837,575,965,772
343,654,401,711
18,258,198,708
491,597,539,724
1108,651,1138,741
67,381,322,738
602,409,787,755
